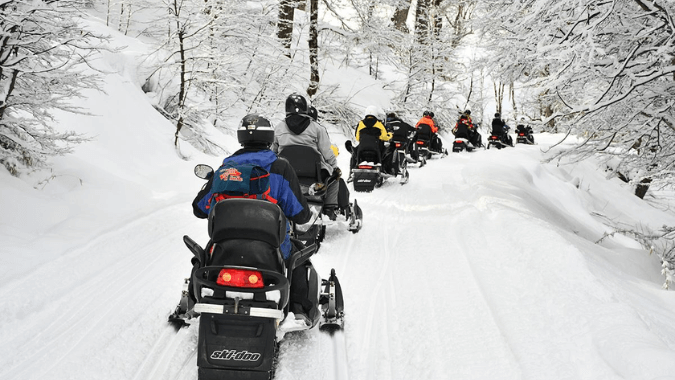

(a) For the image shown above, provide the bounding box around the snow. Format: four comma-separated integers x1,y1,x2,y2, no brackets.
2,15,675,380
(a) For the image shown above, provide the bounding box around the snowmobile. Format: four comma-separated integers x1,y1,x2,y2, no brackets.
278,145,363,237
388,138,410,185
345,137,408,192
515,125,535,145
487,126,514,150
390,127,425,168
451,137,475,153
407,139,427,168
168,165,345,380
391,131,422,172
414,124,449,159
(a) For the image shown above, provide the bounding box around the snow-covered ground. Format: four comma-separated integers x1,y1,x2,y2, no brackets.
2,15,675,380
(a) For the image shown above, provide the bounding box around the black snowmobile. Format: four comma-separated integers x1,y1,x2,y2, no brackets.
451,137,475,153
515,124,535,145
487,125,514,149
387,136,410,185
278,145,363,236
451,122,483,153
168,165,345,380
346,135,408,192
414,123,448,159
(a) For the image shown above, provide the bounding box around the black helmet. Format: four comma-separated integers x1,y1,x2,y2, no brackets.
494,112,501,118
237,114,275,147
308,106,318,121
285,93,308,115
465,110,471,115
423,110,434,118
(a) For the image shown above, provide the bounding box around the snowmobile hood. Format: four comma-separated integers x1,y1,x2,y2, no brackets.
286,114,311,135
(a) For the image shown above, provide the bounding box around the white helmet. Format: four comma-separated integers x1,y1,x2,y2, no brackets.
364,105,384,121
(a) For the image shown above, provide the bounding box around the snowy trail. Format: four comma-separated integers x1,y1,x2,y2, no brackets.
0,203,202,380
3,140,675,380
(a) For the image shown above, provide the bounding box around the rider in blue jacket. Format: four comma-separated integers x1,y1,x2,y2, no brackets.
186,114,318,326
193,114,311,258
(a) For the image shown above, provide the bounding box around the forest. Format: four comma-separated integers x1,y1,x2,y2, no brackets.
1,0,674,274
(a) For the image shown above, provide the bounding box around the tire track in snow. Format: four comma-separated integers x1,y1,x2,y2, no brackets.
0,203,201,380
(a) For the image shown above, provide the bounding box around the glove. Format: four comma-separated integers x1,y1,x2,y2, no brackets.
309,182,325,195
333,167,342,179
296,208,320,233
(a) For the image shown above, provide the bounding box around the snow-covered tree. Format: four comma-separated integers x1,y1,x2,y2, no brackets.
478,0,675,199
0,0,107,175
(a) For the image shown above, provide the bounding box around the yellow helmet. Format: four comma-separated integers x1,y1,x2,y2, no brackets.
331,144,339,157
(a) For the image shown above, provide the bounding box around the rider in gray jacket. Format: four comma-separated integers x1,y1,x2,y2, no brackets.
272,93,341,217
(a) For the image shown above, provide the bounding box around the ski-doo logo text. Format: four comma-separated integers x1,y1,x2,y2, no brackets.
210,349,261,361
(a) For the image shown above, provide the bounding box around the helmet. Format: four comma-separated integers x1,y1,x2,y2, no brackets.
465,110,471,115
364,105,384,120
285,93,308,115
308,106,318,121
494,112,501,118
423,110,434,118
386,112,397,120
237,114,275,147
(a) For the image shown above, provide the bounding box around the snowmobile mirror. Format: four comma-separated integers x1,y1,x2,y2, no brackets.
194,164,214,180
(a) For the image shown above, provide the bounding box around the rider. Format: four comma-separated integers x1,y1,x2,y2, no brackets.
491,112,513,146
415,110,444,153
272,94,342,220
452,112,477,145
348,105,392,178
189,114,320,326
464,109,473,124
386,111,417,160
515,118,535,144
306,104,355,220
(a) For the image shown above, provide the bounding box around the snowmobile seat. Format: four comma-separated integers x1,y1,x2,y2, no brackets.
416,124,433,141
454,123,471,139
277,145,325,203
207,198,286,273
209,239,284,273
355,134,382,164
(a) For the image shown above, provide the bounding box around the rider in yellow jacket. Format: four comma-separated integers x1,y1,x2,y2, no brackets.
349,106,393,174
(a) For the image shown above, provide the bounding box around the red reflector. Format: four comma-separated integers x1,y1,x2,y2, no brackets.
216,269,264,288
358,165,373,169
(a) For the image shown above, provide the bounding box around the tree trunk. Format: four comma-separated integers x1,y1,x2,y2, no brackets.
510,82,517,119
174,0,187,147
494,81,504,115
542,103,556,132
278,0,294,57
414,0,430,46
635,177,652,199
307,0,319,96
391,0,411,33
433,0,443,37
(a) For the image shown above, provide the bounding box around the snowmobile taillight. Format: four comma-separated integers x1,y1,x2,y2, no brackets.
518,133,525,136
416,141,425,145
358,164,374,169
216,269,264,288
395,142,403,148
490,136,498,140
455,140,463,143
